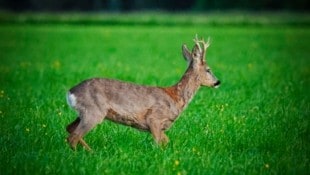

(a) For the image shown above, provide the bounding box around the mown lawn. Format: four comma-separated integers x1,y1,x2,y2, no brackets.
0,14,309,174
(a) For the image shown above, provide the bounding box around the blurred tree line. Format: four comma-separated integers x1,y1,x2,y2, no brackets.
0,0,309,12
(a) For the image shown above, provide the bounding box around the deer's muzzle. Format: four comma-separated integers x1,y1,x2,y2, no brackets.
214,80,221,88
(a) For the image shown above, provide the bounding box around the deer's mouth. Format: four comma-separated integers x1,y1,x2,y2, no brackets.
214,80,221,88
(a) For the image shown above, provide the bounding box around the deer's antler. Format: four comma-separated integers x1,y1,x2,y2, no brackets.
193,34,210,52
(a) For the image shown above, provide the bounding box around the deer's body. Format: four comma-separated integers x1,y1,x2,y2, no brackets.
68,78,188,131
66,35,220,151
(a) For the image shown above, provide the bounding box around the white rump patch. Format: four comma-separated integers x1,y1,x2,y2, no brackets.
66,92,77,108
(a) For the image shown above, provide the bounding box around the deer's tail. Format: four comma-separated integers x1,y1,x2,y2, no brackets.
66,91,77,108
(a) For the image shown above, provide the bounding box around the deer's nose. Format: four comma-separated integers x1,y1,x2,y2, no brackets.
214,80,221,88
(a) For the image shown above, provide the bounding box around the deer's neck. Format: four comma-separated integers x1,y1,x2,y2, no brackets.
160,67,201,111
175,68,201,109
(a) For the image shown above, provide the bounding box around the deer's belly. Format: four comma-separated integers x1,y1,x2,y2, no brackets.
106,109,149,130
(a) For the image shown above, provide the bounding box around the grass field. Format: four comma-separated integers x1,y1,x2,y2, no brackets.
0,13,309,174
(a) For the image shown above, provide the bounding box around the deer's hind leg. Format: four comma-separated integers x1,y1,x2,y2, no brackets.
66,117,80,133
67,110,105,151
66,117,92,151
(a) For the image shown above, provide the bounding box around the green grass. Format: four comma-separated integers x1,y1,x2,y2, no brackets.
0,13,309,174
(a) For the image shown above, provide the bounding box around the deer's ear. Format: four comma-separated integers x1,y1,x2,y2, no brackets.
182,44,192,62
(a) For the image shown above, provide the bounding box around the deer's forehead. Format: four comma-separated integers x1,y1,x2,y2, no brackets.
193,59,208,68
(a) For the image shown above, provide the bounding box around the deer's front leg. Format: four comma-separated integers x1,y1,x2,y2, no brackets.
148,118,169,146
160,130,169,146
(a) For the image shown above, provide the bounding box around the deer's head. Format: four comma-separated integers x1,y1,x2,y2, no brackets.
182,35,220,88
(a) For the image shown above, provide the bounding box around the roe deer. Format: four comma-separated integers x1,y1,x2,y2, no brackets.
66,35,220,151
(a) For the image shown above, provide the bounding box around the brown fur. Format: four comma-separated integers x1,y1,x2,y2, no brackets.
66,36,220,151
160,87,180,103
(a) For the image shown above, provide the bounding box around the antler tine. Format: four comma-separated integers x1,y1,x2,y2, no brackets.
193,34,202,45
193,34,210,51
204,37,211,50
193,34,202,52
